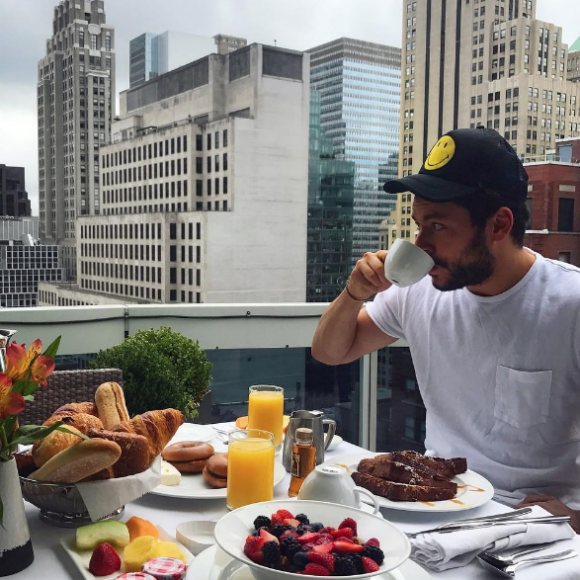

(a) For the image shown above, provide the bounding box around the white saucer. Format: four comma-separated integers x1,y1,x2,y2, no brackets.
188,545,431,580
287,496,384,518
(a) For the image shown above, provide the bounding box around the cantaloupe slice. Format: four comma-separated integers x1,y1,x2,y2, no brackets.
125,516,160,542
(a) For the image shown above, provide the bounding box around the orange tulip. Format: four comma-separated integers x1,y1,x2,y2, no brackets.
0,372,24,419
30,355,55,387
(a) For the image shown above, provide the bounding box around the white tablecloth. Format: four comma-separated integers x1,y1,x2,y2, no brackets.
12,425,580,579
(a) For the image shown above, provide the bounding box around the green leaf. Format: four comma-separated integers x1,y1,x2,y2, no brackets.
10,421,69,447
42,336,61,359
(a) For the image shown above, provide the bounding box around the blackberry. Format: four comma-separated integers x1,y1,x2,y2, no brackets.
270,524,288,538
253,515,271,530
345,554,363,573
362,545,385,565
296,524,312,535
292,551,309,570
280,537,301,559
335,556,358,576
263,541,281,564
295,513,310,525
310,522,324,532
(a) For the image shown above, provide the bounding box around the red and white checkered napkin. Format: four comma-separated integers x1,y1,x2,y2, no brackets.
141,557,187,580
115,574,156,580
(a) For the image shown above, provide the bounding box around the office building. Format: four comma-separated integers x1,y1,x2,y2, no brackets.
389,0,580,246
307,38,401,265
307,92,355,302
130,31,247,88
37,0,115,278
567,37,580,83
0,165,31,218
43,44,309,306
0,217,39,241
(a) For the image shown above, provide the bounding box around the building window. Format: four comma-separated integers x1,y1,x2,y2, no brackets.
207,133,211,150
196,135,202,151
90,34,98,50
223,129,228,147
558,198,575,232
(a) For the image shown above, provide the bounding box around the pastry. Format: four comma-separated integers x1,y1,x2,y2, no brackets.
162,441,214,473
32,425,83,468
87,428,150,477
95,382,130,430
202,453,228,488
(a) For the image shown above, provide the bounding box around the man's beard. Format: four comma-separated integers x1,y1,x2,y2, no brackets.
431,228,495,292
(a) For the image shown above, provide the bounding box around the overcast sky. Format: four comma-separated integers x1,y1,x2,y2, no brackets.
1,0,580,215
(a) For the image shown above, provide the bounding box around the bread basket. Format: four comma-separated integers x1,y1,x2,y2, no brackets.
19,477,124,527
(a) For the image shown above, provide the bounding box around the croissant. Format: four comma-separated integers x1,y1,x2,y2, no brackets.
111,409,184,464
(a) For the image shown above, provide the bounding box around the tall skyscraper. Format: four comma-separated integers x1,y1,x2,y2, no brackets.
307,39,401,265
389,0,580,245
307,92,355,302
41,44,310,306
37,0,115,278
567,37,580,83
130,31,247,88
0,165,31,217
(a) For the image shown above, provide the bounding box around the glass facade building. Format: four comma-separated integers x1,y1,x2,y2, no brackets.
307,92,355,302
130,33,158,88
308,38,401,265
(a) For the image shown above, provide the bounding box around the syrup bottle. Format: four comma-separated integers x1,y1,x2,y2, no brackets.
288,427,316,497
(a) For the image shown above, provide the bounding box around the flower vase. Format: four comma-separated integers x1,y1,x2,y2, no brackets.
0,458,34,576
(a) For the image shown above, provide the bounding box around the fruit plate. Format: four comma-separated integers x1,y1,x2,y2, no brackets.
190,545,432,580
60,525,194,580
325,452,494,513
150,461,287,499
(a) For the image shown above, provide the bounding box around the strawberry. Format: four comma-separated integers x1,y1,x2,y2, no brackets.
336,537,355,544
280,530,299,541
244,535,265,558
297,532,320,544
300,563,330,576
271,513,285,525
331,528,353,539
88,543,121,577
301,542,316,553
362,556,380,573
315,534,334,545
312,542,335,554
320,526,335,534
259,528,279,545
333,540,364,554
276,509,295,520
284,518,301,528
308,552,335,572
338,517,358,536
366,538,381,547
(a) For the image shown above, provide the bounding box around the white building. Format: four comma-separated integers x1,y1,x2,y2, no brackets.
44,44,309,306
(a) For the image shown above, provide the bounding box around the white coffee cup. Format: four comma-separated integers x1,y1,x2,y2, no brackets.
297,465,380,514
384,238,435,288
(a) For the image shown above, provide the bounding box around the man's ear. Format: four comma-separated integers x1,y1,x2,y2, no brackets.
491,207,514,242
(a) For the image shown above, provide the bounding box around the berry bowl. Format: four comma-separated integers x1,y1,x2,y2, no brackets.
214,499,410,580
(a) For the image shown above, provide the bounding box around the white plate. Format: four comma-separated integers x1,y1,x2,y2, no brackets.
150,461,287,499
287,496,384,518
190,545,431,580
167,423,218,445
325,452,494,513
60,525,194,580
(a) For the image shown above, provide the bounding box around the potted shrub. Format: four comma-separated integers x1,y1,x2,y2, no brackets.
91,327,212,419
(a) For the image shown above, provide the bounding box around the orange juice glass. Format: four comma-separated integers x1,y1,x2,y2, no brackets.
227,429,275,510
248,385,284,446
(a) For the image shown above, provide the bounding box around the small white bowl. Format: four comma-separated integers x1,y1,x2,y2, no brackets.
328,434,343,450
176,520,216,555
214,499,410,580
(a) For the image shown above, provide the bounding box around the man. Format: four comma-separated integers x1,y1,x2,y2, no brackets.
312,127,580,532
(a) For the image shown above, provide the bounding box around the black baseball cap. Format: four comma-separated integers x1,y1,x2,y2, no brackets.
383,127,528,202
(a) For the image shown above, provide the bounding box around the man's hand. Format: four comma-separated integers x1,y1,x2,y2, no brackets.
347,250,391,300
514,494,580,533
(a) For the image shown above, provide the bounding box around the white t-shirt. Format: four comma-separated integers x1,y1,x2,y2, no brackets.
366,250,580,508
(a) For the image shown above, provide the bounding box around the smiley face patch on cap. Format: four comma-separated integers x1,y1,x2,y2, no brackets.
424,135,456,171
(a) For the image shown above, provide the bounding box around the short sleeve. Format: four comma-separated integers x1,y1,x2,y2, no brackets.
365,286,407,341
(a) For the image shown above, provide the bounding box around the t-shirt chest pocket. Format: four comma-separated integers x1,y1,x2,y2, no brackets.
494,365,552,429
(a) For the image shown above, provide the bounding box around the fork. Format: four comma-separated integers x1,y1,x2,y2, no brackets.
477,548,578,577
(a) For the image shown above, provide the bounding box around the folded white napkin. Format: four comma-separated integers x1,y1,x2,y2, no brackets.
411,506,576,571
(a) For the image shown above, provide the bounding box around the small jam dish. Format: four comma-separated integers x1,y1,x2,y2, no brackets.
176,520,216,555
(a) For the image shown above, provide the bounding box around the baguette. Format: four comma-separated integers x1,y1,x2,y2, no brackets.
29,439,121,483
87,428,150,477
95,382,130,430
32,425,83,468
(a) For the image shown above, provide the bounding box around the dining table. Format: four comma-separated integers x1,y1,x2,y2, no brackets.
11,422,580,580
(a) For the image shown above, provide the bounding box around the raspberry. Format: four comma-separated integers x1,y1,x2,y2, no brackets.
253,515,271,530
338,517,358,536
301,563,330,576
263,541,281,564
365,537,380,547
362,556,380,573
362,544,385,565
308,552,335,572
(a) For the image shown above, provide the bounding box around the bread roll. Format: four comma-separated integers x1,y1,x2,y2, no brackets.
87,428,150,477
95,382,130,430
52,402,98,417
44,412,104,435
32,425,83,468
29,439,121,483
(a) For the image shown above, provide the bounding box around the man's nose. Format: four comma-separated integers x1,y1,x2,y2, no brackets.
414,230,434,256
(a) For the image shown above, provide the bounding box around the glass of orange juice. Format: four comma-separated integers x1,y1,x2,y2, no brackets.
227,429,275,510
248,385,284,447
